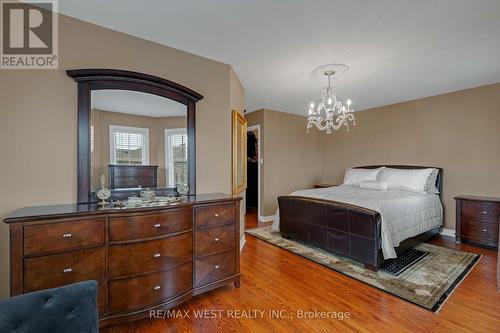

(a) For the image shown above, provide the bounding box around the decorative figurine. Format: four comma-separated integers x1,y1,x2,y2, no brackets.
96,174,111,206
176,183,189,196
140,188,156,202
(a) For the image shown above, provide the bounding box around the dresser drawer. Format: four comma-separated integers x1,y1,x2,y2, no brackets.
195,203,235,228
195,224,235,257
109,208,192,242
24,219,105,256
195,250,236,286
109,232,193,278
460,201,500,223
108,262,192,314
97,284,107,315
24,248,105,292
461,219,499,242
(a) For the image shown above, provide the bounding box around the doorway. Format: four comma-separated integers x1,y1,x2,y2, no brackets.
245,125,260,229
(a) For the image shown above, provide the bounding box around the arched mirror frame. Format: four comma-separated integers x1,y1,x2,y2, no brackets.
67,69,203,203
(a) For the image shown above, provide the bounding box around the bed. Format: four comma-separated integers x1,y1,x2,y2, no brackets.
275,165,443,271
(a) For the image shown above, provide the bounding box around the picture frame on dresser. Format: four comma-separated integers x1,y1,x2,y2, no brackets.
455,195,500,249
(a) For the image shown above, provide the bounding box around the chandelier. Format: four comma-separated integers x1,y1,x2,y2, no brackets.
307,64,356,134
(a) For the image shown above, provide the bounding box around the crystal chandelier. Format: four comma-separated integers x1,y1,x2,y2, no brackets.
307,64,356,134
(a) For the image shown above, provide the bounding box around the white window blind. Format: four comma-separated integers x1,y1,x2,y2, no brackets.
90,124,95,153
165,128,188,187
110,125,149,165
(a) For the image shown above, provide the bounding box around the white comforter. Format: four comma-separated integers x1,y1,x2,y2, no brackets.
272,185,443,259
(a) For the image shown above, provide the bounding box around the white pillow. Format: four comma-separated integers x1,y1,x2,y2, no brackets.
425,169,440,194
343,168,383,186
379,168,434,193
360,181,388,191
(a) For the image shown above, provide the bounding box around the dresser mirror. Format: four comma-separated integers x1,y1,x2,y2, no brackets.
67,69,203,203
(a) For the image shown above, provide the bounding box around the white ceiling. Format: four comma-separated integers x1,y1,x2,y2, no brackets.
91,90,186,117
60,0,500,115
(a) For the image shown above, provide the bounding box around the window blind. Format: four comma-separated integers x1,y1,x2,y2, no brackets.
90,125,95,153
110,125,149,165
166,129,188,187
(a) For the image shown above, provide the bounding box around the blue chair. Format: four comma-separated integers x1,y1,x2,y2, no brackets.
0,280,98,333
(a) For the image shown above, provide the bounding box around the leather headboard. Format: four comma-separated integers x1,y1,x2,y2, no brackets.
354,165,443,196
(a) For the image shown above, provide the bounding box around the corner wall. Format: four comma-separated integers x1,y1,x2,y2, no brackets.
229,67,246,240
246,109,324,217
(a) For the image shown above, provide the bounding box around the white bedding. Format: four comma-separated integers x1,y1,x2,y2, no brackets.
272,185,443,259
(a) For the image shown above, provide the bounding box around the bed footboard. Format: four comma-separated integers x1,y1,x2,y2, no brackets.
278,196,382,270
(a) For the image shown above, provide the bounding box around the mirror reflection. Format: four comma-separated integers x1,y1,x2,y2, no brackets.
90,90,187,193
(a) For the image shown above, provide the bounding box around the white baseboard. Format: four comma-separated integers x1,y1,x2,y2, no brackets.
258,215,274,222
240,234,246,251
440,228,455,238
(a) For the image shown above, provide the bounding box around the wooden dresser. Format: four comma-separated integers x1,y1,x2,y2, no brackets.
455,195,500,248
4,193,241,327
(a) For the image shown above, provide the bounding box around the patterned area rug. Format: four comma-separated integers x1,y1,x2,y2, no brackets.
246,226,481,312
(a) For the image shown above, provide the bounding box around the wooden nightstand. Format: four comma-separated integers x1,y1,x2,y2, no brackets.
455,195,500,249
313,184,337,188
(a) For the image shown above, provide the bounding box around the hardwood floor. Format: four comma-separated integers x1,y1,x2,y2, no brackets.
103,215,500,333
244,207,272,229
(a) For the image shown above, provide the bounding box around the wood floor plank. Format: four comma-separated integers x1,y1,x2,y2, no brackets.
103,218,500,333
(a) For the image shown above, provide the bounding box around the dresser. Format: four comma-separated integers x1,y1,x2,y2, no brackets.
455,195,500,248
4,193,241,327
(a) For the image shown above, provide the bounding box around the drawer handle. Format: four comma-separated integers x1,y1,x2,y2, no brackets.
482,211,488,214
214,238,220,242
62,233,72,238
62,268,73,273
153,223,161,228
153,253,161,258
153,285,161,290
482,229,488,232
214,265,220,270
214,213,220,217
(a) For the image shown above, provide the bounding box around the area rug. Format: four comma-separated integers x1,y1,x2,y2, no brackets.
245,226,481,312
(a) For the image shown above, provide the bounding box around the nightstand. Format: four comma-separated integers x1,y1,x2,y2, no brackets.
455,195,500,249
313,184,337,189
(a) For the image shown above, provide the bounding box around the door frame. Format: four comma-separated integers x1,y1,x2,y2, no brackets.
247,124,261,220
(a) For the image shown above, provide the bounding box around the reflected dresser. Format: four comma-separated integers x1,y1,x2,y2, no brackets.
4,193,241,327
455,195,500,249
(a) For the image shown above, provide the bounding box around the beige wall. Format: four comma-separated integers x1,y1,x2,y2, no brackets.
91,109,186,189
0,14,244,298
320,83,500,230
246,109,324,216
247,84,500,227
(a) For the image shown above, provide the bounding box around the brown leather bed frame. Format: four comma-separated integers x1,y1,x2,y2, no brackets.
278,165,443,271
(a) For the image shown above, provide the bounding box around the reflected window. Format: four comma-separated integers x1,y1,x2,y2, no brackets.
165,128,187,187
90,124,95,153
110,125,149,165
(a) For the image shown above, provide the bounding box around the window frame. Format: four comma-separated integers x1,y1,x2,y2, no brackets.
109,125,150,165
165,128,188,187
